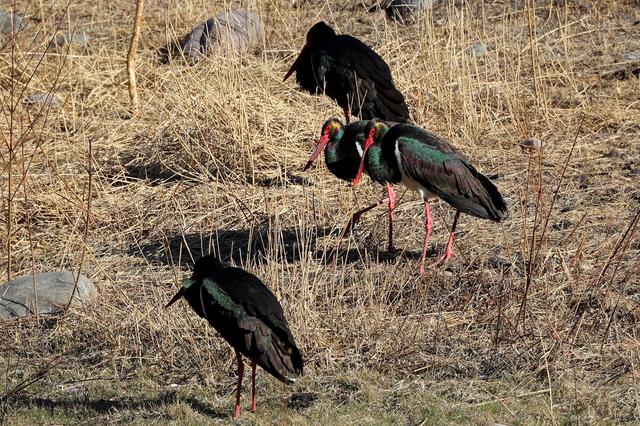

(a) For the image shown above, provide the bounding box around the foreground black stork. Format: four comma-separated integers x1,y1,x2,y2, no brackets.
303,118,397,250
166,255,303,418
354,119,508,273
283,21,410,123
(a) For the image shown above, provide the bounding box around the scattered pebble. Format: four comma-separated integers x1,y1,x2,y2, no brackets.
0,271,97,319
552,219,572,230
0,9,24,34
603,149,623,158
621,50,640,62
466,41,487,58
24,92,62,108
180,10,262,64
519,137,544,152
55,32,91,47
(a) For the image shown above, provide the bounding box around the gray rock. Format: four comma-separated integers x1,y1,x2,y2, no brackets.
180,10,262,64
24,92,62,108
55,32,91,47
466,41,487,58
520,137,544,152
378,0,438,23
622,50,640,62
0,9,25,34
0,271,97,319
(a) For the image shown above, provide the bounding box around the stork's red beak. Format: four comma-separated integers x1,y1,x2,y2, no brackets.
303,130,330,171
165,287,186,308
353,129,376,186
283,43,309,82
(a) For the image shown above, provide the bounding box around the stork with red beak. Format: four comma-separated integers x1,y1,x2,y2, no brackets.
354,119,508,273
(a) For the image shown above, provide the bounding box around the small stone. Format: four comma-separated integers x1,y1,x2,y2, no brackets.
553,219,572,230
466,41,487,58
0,271,97,319
55,32,91,47
180,10,262,64
24,92,61,108
622,50,640,62
520,137,544,152
0,9,25,34
603,149,623,158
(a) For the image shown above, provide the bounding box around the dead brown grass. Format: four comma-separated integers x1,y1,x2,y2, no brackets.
1,0,639,424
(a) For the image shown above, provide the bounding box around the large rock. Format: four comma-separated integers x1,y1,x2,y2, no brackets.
375,0,439,23
180,10,263,64
0,271,97,320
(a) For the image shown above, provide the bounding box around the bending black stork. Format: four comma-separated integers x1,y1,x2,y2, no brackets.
283,21,410,123
166,255,303,418
354,119,508,273
303,118,397,250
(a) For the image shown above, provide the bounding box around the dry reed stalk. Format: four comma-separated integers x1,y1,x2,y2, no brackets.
127,0,145,116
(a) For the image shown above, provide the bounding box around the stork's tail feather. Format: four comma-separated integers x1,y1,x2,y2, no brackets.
471,169,508,222
252,325,303,384
376,87,410,123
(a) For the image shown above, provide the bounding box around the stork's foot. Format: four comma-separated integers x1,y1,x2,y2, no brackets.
339,214,362,239
433,248,454,266
339,200,387,239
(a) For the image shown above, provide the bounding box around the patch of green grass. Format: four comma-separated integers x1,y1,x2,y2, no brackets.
2,369,588,425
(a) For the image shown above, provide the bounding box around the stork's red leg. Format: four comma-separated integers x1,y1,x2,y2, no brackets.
250,361,257,413
436,210,460,265
340,199,388,238
420,201,433,275
234,350,244,418
343,107,351,124
386,184,397,252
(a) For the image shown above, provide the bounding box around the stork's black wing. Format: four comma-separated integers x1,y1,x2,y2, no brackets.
390,125,507,221
325,35,410,122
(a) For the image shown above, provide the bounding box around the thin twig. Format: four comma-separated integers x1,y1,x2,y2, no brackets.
535,116,584,265
127,0,145,116
599,209,640,352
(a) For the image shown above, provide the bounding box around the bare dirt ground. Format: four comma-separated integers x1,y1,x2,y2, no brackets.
1,0,639,424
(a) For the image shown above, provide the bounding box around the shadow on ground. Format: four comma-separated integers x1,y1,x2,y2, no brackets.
12,393,227,420
129,224,420,269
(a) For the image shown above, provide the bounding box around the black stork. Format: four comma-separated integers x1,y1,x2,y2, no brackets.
283,21,410,123
165,255,303,418
354,119,508,273
303,118,398,250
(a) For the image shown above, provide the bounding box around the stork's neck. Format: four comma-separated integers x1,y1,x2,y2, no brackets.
365,143,401,184
326,133,360,166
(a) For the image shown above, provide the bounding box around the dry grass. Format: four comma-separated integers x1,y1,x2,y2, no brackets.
1,0,639,424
